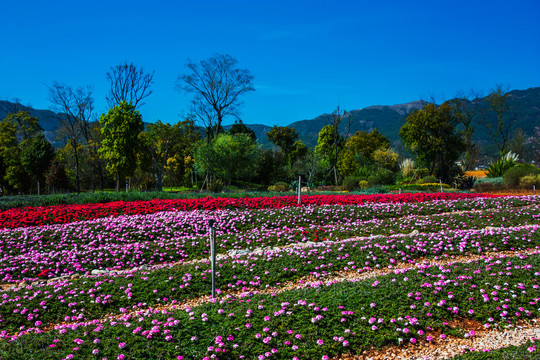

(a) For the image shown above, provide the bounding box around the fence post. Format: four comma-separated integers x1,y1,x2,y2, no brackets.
208,219,216,298
298,175,301,205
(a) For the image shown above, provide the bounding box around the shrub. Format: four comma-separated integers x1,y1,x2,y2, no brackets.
503,165,540,187
342,176,360,191
399,158,415,178
453,175,476,190
210,179,224,193
417,175,438,184
520,174,540,188
273,182,290,192
358,180,369,189
473,177,504,192
486,151,519,178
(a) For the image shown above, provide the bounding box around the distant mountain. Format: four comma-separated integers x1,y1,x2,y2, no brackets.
245,87,540,153
0,101,61,143
2,87,540,155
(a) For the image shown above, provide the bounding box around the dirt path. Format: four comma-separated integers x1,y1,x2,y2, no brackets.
338,319,539,359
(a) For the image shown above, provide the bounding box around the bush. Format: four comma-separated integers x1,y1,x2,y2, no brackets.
342,176,360,191
503,165,540,187
210,179,224,193
417,175,438,184
272,182,290,192
520,174,540,188
473,177,504,192
486,152,519,178
453,175,476,190
358,180,369,189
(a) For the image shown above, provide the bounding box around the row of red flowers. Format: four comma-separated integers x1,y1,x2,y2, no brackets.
0,192,497,230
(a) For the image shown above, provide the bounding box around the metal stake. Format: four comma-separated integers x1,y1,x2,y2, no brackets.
298,175,301,205
209,219,216,298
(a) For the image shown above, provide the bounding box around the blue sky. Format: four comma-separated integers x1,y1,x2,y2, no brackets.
1,0,539,127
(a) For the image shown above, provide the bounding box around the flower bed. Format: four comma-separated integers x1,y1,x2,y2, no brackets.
0,194,538,360
0,193,496,229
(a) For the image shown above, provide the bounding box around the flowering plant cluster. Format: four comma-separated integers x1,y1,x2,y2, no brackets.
0,194,538,360
0,192,495,229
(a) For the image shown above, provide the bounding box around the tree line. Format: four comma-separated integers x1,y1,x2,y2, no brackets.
0,54,537,196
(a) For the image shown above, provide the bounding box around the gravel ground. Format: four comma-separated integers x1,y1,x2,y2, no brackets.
338,319,539,360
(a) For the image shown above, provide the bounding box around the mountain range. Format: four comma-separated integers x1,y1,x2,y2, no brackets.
2,87,539,156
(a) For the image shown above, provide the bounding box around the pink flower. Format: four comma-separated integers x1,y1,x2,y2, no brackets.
410,338,417,344
317,339,324,345
118,355,125,360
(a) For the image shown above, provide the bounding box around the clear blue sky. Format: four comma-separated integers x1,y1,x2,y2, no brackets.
1,0,539,127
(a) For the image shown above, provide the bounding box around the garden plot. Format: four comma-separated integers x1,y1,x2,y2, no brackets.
0,194,538,359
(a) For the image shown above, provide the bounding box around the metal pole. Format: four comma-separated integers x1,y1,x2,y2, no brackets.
298,175,301,205
439,178,443,192
534,185,536,195
209,219,216,298
126,180,128,193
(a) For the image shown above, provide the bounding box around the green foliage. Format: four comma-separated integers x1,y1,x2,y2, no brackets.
520,174,540,188
399,101,465,182
21,133,55,189
266,125,299,164
473,177,504,192
368,169,395,186
195,133,259,185
140,119,200,191
338,129,389,177
2,111,42,141
269,181,290,192
229,119,256,140
44,158,70,193
486,156,517,178
503,164,539,187
342,175,361,191
99,100,144,189
372,147,398,170
450,340,538,360
416,175,438,184
453,174,476,190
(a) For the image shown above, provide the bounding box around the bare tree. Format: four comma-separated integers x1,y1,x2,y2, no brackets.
482,85,514,156
450,90,482,170
176,54,255,140
48,82,95,193
106,62,155,109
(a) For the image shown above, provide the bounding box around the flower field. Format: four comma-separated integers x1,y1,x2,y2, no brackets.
0,193,539,360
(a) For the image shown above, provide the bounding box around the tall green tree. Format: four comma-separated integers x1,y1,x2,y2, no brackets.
194,133,259,188
0,119,23,194
266,126,299,165
314,107,349,185
21,133,55,195
229,120,256,141
0,112,42,194
3,111,42,141
141,119,200,191
99,100,144,192
338,129,390,176
399,101,465,182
